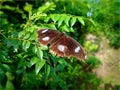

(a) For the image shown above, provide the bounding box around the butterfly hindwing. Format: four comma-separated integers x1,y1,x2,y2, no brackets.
66,36,86,60
50,34,67,57
50,34,86,60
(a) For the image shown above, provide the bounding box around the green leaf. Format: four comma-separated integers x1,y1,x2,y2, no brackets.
29,32,36,40
22,41,30,51
87,18,96,26
70,17,76,26
48,23,57,29
40,45,48,50
37,47,43,59
35,13,47,21
72,65,78,75
5,81,15,90
32,45,38,54
58,59,68,66
1,5,16,11
38,2,56,13
58,15,66,27
23,3,33,13
30,57,39,66
70,27,74,32
64,15,70,26
0,64,11,71
51,14,60,23
25,27,34,32
44,16,50,23
62,25,70,32
23,33,30,39
77,17,85,26
35,60,46,74
25,41,30,51
18,31,24,38
46,64,50,77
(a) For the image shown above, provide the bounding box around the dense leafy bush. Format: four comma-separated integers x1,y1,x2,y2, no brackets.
86,0,120,48
0,0,119,89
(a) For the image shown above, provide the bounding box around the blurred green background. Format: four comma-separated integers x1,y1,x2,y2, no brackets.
0,0,120,90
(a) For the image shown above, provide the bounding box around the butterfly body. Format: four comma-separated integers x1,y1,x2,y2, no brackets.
37,29,87,60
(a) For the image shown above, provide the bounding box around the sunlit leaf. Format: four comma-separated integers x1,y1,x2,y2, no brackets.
25,27,34,32
22,41,30,51
77,17,85,26
70,27,74,32
38,2,56,13
44,16,50,23
32,45,38,54
35,60,46,74
29,32,36,40
62,25,70,32
30,57,39,66
48,23,57,29
64,15,70,26
51,14,60,23
70,17,76,26
58,15,66,27
23,3,33,13
18,31,24,38
37,47,43,59
40,46,48,50
23,33,30,39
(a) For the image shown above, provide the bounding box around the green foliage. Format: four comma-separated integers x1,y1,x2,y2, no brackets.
84,41,99,52
88,0,120,48
1,0,119,89
43,14,86,32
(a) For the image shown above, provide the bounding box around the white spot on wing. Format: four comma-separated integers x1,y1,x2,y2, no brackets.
42,29,48,33
58,45,65,52
42,36,50,41
75,46,80,53
85,55,87,59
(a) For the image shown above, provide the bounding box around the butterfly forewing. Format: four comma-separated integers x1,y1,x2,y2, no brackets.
37,29,61,46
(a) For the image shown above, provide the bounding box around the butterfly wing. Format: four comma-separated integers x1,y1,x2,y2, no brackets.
50,34,68,57
66,36,87,60
37,29,61,46
50,34,86,60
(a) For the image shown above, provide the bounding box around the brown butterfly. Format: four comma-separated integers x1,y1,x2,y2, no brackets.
37,29,87,60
